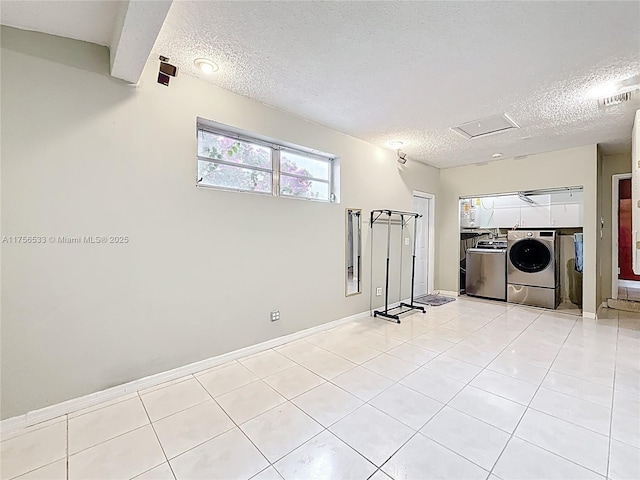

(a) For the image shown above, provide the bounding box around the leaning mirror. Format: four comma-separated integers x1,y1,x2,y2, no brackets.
346,209,362,296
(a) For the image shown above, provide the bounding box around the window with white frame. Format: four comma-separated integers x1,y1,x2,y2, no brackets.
197,123,337,202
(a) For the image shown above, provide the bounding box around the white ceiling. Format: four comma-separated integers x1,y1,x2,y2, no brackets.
2,1,639,168
0,0,121,46
153,1,640,167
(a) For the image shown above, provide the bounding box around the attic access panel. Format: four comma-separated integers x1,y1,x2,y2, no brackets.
451,114,519,139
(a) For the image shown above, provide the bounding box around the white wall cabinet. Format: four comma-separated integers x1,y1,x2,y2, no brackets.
550,203,582,227
462,190,583,229
492,206,521,228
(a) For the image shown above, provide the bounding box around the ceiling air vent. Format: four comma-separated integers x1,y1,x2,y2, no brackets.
598,90,636,108
451,114,519,139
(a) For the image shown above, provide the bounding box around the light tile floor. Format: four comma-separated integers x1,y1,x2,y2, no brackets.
2,298,639,480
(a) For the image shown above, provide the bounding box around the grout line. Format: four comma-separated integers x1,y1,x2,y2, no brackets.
486,312,614,478
192,374,277,469
606,309,620,478
136,391,177,480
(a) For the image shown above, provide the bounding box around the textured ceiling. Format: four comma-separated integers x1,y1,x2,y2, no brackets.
154,1,640,168
0,0,122,46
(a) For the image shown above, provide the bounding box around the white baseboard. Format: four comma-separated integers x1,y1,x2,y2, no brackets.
618,279,640,288
436,290,459,297
1,309,372,437
582,311,597,319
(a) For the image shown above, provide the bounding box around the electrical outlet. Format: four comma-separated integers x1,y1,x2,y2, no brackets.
404,237,410,246
270,310,280,322
376,287,382,296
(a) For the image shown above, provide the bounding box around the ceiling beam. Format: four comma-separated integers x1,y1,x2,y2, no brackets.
109,0,173,84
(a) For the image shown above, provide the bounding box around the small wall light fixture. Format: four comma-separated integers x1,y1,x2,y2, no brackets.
397,149,408,165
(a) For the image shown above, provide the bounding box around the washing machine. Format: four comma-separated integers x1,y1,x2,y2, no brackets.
507,230,560,309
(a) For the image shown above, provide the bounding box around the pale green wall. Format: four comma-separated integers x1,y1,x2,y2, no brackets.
438,145,599,315
0,27,439,418
599,152,632,303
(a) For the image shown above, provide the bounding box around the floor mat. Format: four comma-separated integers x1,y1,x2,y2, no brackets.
413,294,456,306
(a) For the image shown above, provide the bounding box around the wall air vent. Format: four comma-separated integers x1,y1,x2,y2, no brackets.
451,114,520,139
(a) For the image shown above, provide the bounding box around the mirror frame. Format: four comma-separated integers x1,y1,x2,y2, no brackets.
345,208,362,297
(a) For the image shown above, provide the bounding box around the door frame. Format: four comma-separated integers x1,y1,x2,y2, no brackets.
413,190,436,295
611,173,639,299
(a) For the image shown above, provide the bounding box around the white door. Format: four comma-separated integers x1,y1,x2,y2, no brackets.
413,195,430,297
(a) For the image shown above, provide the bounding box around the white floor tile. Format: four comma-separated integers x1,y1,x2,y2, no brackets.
443,344,499,367
368,470,392,480
152,400,234,459
170,428,268,480
382,434,487,480
12,459,66,480
251,466,284,480
423,355,482,383
292,382,363,427
386,343,438,366
493,437,602,480
241,403,322,463
275,340,326,364
331,366,393,401
133,462,176,480
322,340,382,364
530,387,611,435
550,358,615,388
514,409,609,475
329,404,413,467
611,410,640,448
615,370,640,396
263,365,324,399
69,396,149,454
609,439,640,480
215,380,286,424
409,334,456,353
361,353,418,381
448,385,526,433
613,389,640,418
273,430,376,480
427,327,468,343
196,362,259,397
239,349,296,378
420,406,510,470
486,355,549,385
369,384,443,430
400,368,466,403
299,349,358,379
0,420,67,479
69,425,165,480
542,370,613,408
470,370,538,405
140,378,211,422
355,331,404,352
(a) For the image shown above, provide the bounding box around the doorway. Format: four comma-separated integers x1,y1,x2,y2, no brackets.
413,192,435,297
612,174,640,300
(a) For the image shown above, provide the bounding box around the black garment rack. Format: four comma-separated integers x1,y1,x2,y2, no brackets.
370,209,426,323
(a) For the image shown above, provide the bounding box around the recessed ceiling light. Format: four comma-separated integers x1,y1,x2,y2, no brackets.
194,58,219,75
388,141,404,149
492,153,502,158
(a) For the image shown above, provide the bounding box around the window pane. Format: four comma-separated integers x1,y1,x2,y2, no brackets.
280,174,329,200
198,130,272,169
198,160,272,193
280,150,330,180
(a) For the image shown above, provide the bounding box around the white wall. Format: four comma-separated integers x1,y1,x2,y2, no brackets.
438,145,599,315
0,27,439,419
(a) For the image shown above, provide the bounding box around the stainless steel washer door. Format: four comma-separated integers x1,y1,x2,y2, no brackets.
507,238,555,287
